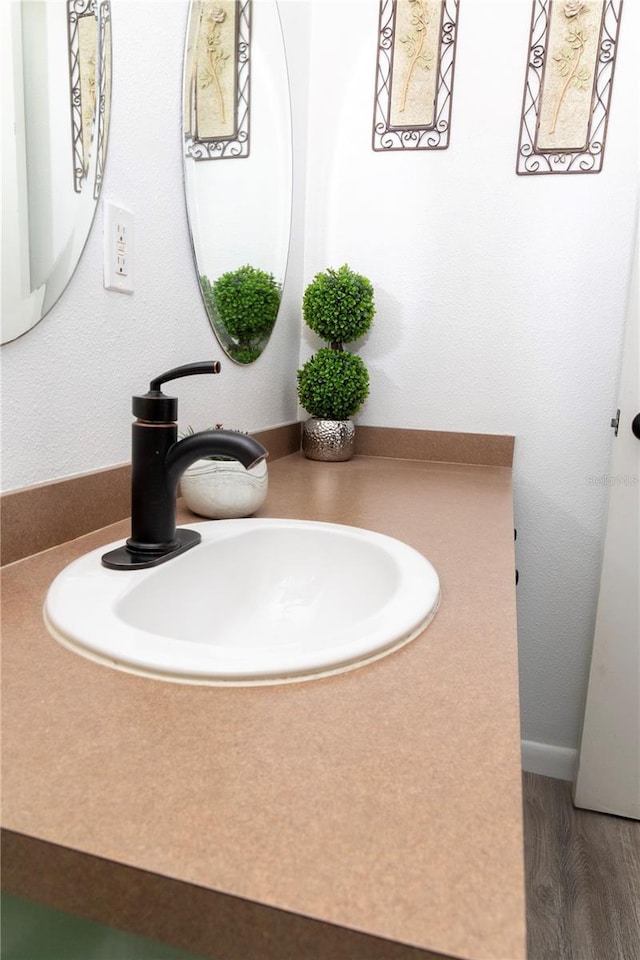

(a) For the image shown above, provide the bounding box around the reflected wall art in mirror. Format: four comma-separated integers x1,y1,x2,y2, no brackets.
183,0,292,364
1,0,112,344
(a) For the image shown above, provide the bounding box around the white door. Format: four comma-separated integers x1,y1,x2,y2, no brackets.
574,240,640,819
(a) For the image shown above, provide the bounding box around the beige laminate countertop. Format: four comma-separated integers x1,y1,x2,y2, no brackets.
1,453,525,960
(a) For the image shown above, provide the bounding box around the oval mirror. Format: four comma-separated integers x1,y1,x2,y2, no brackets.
1,0,112,344
182,0,292,364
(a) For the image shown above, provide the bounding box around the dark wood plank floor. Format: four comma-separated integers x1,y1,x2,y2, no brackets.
523,772,640,960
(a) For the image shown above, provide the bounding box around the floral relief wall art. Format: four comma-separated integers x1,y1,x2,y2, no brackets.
517,0,623,174
373,0,461,151
184,0,251,160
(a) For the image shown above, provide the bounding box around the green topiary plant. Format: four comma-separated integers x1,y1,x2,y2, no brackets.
302,264,374,346
297,348,370,421
200,266,281,364
297,265,375,461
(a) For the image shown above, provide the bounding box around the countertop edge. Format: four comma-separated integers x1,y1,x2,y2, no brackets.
1,830,459,960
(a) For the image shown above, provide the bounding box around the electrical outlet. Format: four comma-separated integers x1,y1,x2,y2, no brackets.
104,202,134,293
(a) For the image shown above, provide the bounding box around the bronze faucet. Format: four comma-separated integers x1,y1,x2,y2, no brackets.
102,361,267,569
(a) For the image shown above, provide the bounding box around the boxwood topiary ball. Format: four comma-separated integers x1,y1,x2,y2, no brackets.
303,264,374,345
297,348,370,420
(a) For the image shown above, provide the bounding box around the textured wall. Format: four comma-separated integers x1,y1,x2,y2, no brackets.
0,0,308,492
301,0,639,750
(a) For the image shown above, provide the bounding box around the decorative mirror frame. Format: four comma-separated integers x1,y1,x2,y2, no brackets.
185,0,251,161
516,0,623,175
372,0,461,152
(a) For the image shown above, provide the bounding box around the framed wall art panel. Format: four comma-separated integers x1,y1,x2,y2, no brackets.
373,0,461,151
517,0,623,175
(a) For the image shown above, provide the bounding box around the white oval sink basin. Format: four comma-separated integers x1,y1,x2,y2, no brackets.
44,519,440,685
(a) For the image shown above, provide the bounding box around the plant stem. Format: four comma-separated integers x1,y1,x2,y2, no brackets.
400,3,428,113
210,49,226,124
549,20,585,135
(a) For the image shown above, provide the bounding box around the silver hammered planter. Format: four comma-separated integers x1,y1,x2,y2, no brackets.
302,418,355,462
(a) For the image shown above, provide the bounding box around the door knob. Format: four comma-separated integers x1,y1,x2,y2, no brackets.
632,413,640,439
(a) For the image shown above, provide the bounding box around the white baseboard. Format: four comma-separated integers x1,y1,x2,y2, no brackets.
521,740,577,781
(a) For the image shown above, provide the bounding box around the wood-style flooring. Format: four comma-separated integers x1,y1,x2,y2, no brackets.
523,772,640,960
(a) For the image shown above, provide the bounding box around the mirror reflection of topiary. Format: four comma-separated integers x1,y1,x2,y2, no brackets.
297,264,375,461
200,265,281,364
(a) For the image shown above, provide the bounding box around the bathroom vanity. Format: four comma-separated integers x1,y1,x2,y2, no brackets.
1,434,526,960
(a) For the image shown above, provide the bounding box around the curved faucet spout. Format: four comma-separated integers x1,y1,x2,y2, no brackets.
165,431,268,496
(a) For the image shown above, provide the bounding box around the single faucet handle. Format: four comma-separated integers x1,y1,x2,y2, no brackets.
133,361,222,424
149,360,221,392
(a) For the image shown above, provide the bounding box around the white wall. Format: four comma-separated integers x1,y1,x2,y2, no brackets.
301,0,639,753
1,0,637,758
0,0,308,491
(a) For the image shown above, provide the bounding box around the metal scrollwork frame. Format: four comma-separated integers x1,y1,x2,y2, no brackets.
372,0,461,152
67,0,96,192
185,0,251,161
94,1,111,199
516,0,623,175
